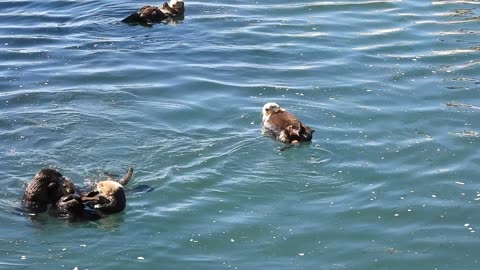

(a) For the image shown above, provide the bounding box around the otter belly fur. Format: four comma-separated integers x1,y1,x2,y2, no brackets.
82,181,126,214
80,167,133,214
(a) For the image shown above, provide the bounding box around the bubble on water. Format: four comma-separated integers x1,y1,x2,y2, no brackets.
20,256,26,260
137,257,145,260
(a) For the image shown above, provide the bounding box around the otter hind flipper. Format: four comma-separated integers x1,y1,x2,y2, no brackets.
117,167,133,186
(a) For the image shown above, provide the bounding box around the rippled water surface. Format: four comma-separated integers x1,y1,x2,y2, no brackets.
1,0,480,269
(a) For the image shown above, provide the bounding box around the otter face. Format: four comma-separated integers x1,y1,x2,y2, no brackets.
97,180,123,197
262,102,282,118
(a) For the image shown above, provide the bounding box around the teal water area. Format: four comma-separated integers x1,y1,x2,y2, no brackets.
1,0,480,269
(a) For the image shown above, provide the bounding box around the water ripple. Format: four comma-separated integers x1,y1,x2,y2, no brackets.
1,0,480,269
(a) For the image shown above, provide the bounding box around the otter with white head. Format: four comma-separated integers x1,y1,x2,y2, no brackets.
261,102,314,146
122,0,185,25
81,167,133,214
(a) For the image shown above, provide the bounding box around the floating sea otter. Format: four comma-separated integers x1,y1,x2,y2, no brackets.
22,168,75,214
80,167,133,214
261,102,314,146
122,0,185,25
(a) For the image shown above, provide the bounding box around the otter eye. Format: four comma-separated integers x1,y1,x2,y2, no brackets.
265,108,269,112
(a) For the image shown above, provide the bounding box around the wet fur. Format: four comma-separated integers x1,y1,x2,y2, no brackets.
122,1,185,25
22,168,75,213
262,104,314,145
80,167,133,214
82,181,126,214
51,194,101,221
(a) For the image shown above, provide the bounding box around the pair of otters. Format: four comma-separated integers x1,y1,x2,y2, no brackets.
122,0,185,25
22,167,133,221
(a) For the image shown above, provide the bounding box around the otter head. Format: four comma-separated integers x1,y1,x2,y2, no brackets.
26,169,74,203
168,0,184,10
97,180,123,197
22,168,76,213
262,102,283,119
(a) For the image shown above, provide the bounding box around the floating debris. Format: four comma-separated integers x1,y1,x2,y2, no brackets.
450,130,479,138
446,102,480,110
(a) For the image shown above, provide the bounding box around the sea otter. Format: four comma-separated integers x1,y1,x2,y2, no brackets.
22,168,75,213
122,0,185,25
261,102,314,145
80,167,133,214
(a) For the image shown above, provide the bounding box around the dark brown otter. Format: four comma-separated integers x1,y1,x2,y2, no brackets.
22,168,75,213
80,167,133,214
122,0,185,25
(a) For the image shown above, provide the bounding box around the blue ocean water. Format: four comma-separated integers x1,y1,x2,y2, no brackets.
1,0,480,269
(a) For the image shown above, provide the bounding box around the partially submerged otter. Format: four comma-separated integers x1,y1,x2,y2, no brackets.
23,167,134,222
122,0,185,25
22,168,75,214
261,102,314,146
80,167,133,214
